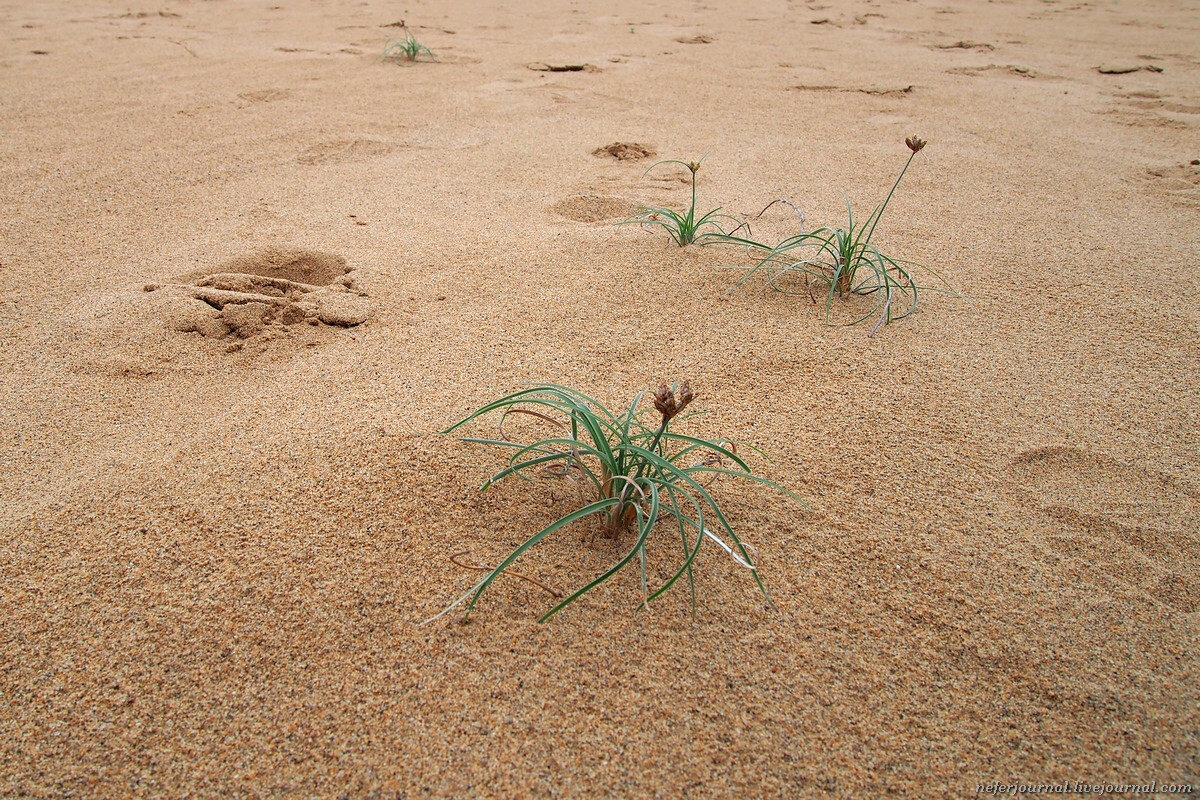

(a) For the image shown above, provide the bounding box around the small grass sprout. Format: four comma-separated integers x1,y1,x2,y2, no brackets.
723,136,956,335
622,159,742,246
382,29,434,62
429,383,805,623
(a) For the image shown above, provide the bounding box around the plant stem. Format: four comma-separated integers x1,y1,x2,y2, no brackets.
646,418,669,457
863,151,915,248
689,169,698,232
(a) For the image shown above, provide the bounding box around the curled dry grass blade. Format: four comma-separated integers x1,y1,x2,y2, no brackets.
382,30,435,62
429,383,806,623
621,159,744,246
719,137,958,335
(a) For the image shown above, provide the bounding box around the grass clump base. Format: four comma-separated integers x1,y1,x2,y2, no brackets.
428,383,804,623
722,137,957,335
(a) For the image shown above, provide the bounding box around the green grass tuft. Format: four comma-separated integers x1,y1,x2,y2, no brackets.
382,30,435,62
429,383,805,623
719,137,957,335
621,159,743,247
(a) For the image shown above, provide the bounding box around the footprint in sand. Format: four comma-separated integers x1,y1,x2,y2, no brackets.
61,249,373,373
519,82,632,111
237,88,291,105
296,139,394,165
1005,446,1200,613
551,195,638,223
1142,160,1200,206
1107,90,1200,132
402,126,487,150
156,248,373,339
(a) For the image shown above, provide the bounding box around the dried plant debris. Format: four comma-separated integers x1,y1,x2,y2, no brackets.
790,84,914,96
527,62,598,72
932,40,995,51
1097,64,1163,75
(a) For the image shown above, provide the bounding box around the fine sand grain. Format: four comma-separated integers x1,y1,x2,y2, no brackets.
2,0,1198,797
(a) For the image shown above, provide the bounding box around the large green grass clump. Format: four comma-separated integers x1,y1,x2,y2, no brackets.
431,383,803,623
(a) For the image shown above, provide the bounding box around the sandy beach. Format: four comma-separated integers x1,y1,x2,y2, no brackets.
1,0,1198,796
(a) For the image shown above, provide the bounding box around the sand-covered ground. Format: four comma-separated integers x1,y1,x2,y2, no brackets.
2,0,1198,796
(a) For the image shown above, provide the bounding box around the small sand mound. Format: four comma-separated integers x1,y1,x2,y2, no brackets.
592,142,655,161
128,249,373,340
209,247,350,286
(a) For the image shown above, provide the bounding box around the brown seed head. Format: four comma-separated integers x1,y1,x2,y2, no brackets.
653,381,695,422
677,381,694,412
653,385,674,418
905,136,927,154
687,161,702,174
